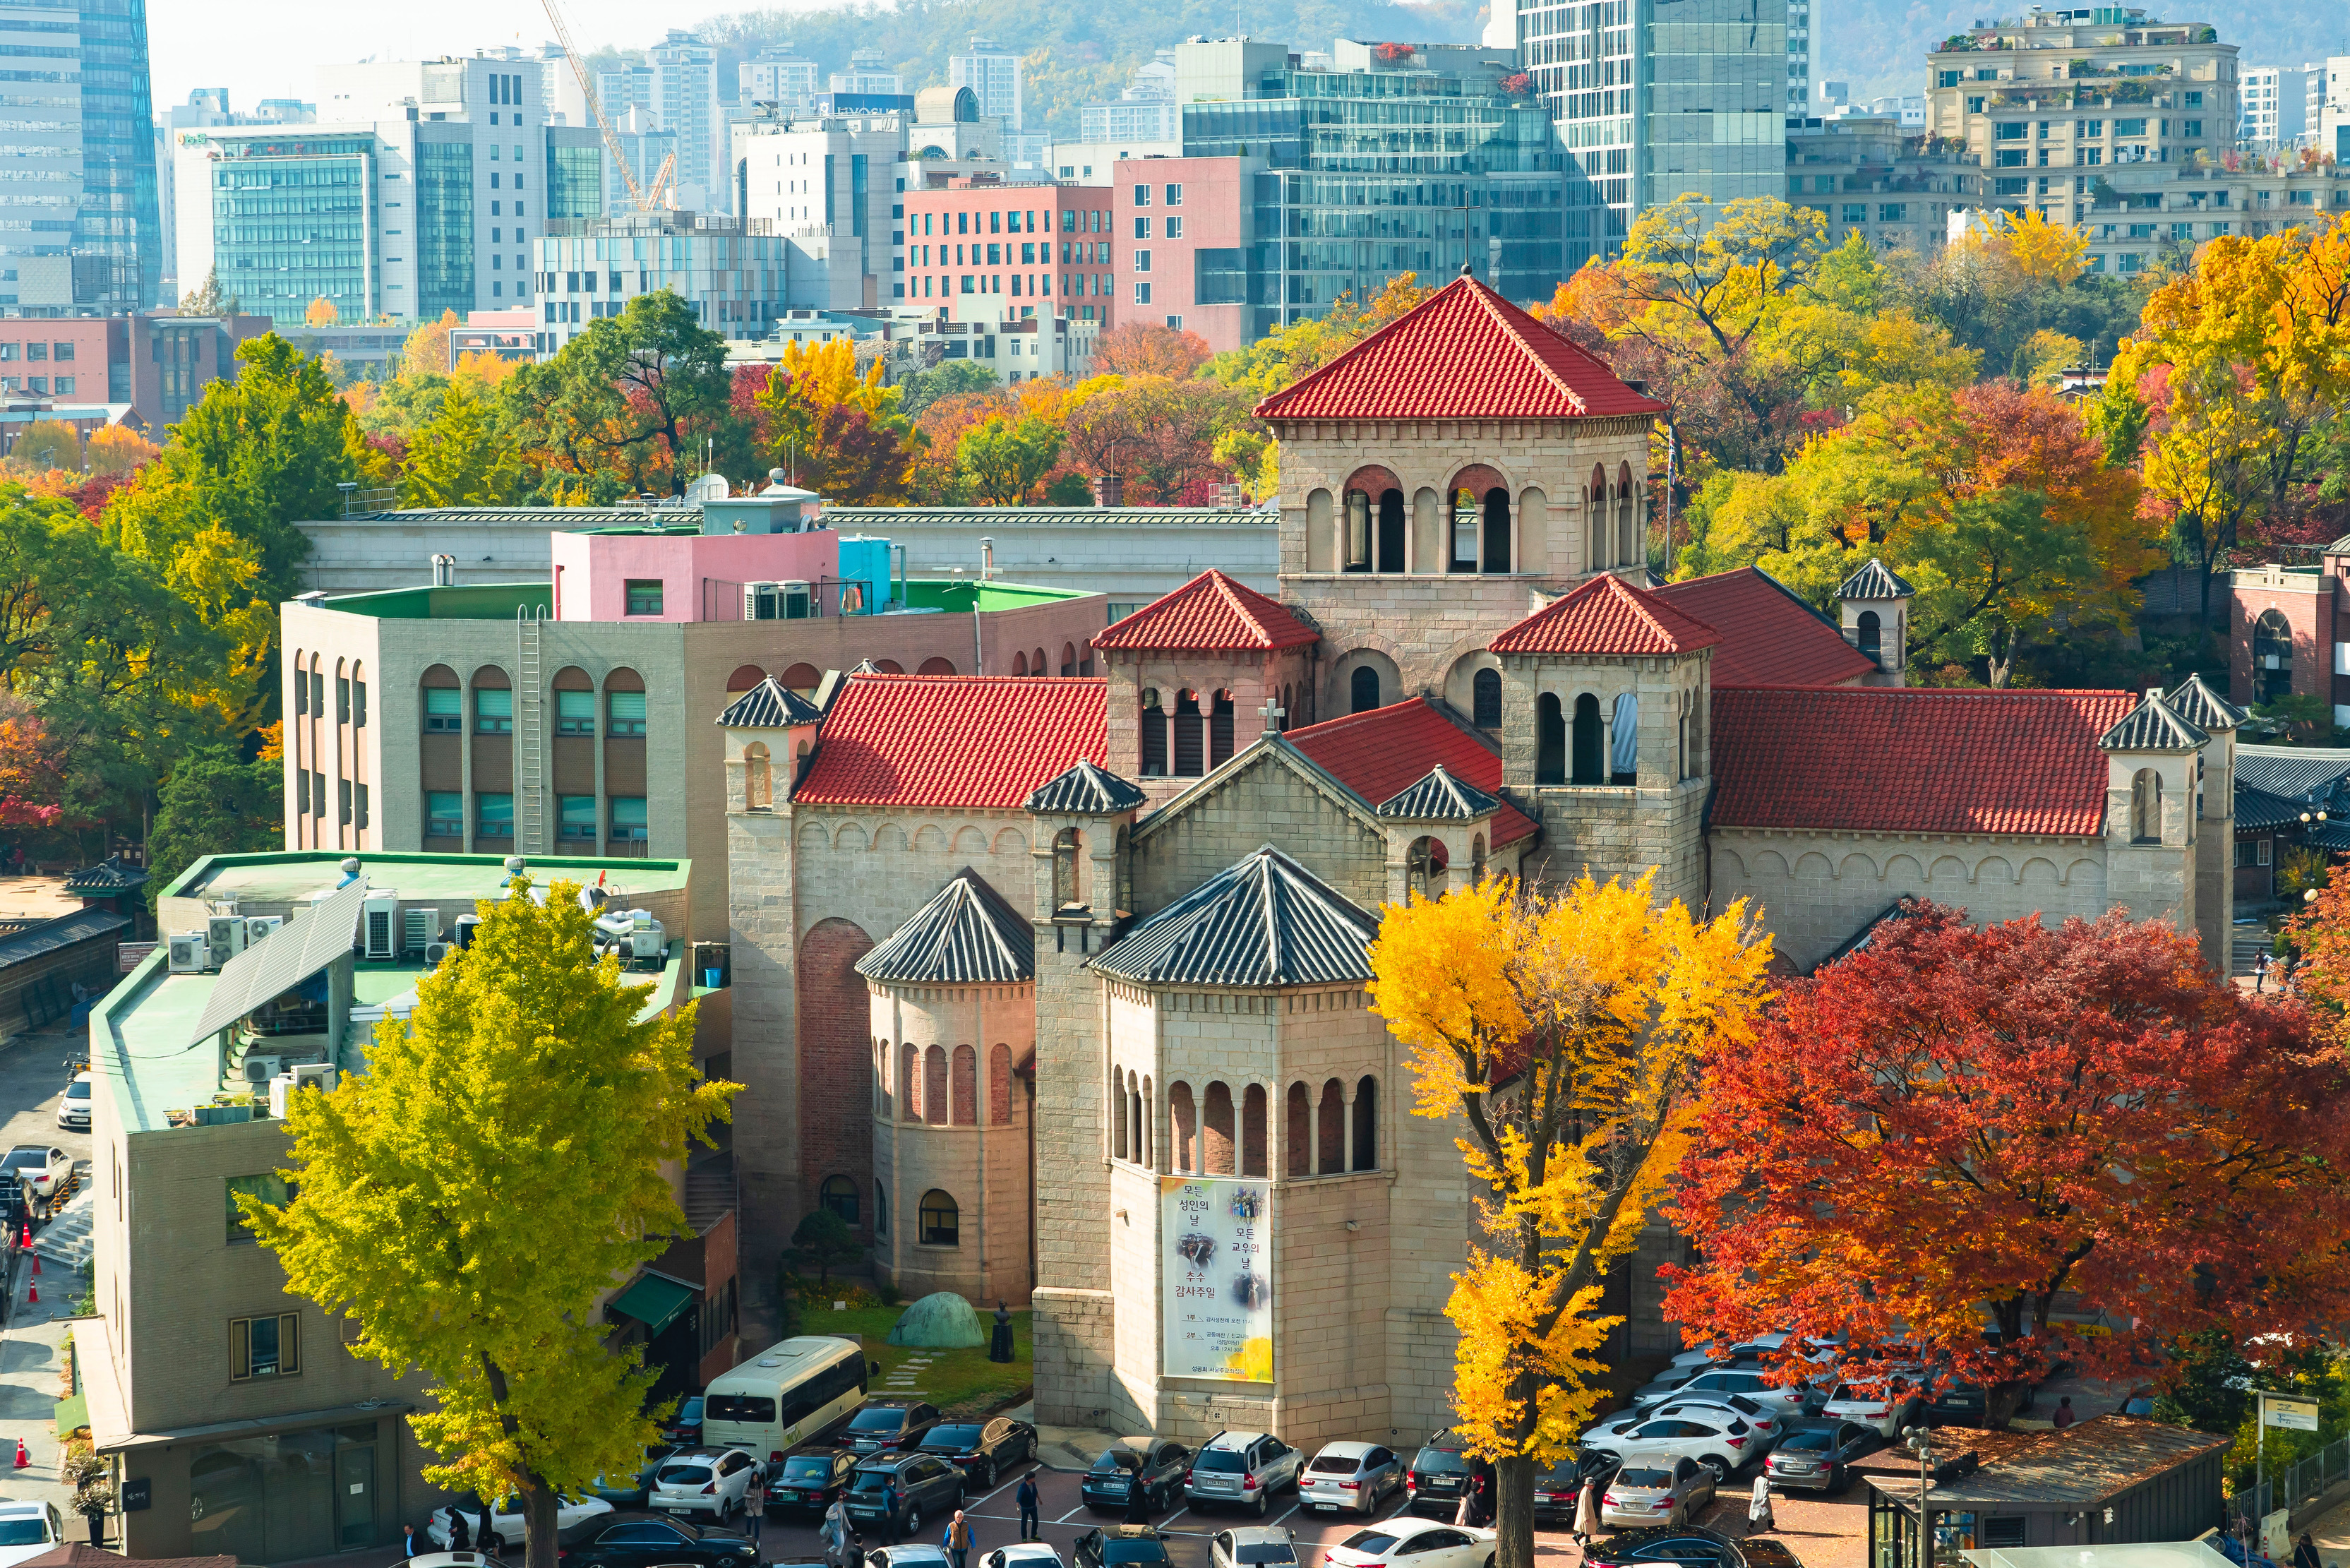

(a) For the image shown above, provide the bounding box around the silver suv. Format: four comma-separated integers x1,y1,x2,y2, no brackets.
1185,1432,1304,1517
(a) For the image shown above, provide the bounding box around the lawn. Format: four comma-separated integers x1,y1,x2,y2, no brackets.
808,1302,1033,1419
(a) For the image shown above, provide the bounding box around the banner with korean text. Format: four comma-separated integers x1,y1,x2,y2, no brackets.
1161,1174,1273,1382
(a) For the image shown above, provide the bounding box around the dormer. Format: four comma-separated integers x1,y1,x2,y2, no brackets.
2099,687,2207,851
1025,758,1146,942
1374,763,1503,904
715,676,825,810
1837,558,1914,683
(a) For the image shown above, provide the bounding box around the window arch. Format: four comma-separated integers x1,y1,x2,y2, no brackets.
918,1190,959,1247
1033,646,1048,677
1209,690,1235,769
1571,693,1605,785
1472,834,1487,883
781,662,821,693
1170,1082,1197,1172
1285,1082,1311,1177
1408,835,1449,902
1062,642,1079,676
726,664,767,692
1857,610,1882,664
1242,1084,1268,1177
1483,487,1512,574
2255,609,2294,702
918,657,957,676
874,659,905,674
1378,489,1406,573
1618,463,1639,568
924,1045,948,1125
1054,828,1086,910
1537,694,1566,784
1350,666,1381,714
875,1183,888,1236
1141,688,1168,777
1611,693,1638,784
604,667,646,738
1013,651,1029,676
900,1042,918,1120
471,665,512,734
988,1043,1012,1125
1173,690,1206,776
1279,683,1293,731
2131,768,2163,844
952,1045,978,1125
1204,1082,1236,1174
820,1175,859,1223
1589,464,1610,570
1353,1076,1378,1171
421,664,462,733
1317,1079,1345,1174
1473,668,1502,729
745,743,772,810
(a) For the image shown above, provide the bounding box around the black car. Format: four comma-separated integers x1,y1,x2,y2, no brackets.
586,1445,683,1510
769,1448,859,1514
1076,1526,1173,1568
1533,1450,1617,1524
844,1399,945,1456
556,1512,758,1568
1402,1431,1489,1518
1762,1420,1878,1494
1081,1438,1193,1514
844,1452,964,1539
917,1416,1038,1489
1585,1528,1804,1568
662,1397,706,1447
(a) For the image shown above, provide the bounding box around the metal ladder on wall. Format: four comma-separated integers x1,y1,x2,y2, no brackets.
517,605,546,856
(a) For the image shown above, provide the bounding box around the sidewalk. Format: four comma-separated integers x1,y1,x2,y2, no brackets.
0,1241,81,1520
1004,1401,1123,1473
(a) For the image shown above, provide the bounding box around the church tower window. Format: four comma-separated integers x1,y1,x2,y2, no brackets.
1571,693,1605,785
1140,689,1167,776
1537,694,1566,784
1473,669,1502,729
1173,690,1206,776
1209,690,1235,767
1350,667,1381,714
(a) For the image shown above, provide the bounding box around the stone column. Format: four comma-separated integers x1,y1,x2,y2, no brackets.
1341,1079,1356,1173
1266,1078,1283,1183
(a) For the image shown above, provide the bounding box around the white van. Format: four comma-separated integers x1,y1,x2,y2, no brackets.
701,1334,868,1461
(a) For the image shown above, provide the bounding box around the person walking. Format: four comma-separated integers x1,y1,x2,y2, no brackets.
2294,1535,2321,1568
1471,1472,1494,1528
1573,1477,1600,1550
945,1509,973,1568
1453,1488,1474,1528
448,1509,471,1554
1125,1466,1153,1524
744,1462,767,1549
1747,1474,1775,1537
404,1524,422,1560
1016,1473,1041,1542
822,1497,855,1568
2053,1396,2077,1430
2255,951,2272,993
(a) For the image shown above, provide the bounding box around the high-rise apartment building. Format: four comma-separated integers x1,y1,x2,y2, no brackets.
831,49,902,97
608,104,677,214
599,34,724,212
950,36,1023,128
1787,0,1811,109
733,112,905,310
1081,54,1180,143
742,47,822,116
2241,65,2307,147
2308,56,2350,157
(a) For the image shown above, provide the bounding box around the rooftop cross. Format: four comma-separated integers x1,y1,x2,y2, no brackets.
1259,697,1285,736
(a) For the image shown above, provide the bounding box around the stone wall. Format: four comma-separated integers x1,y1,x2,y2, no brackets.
1128,748,1390,914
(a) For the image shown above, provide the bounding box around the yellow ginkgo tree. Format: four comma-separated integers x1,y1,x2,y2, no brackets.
1368,870,1773,1568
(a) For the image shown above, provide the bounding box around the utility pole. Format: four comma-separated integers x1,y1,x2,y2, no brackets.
1905,1430,1936,1568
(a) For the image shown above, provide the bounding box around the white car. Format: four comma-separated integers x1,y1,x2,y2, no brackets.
1300,1442,1407,1515
1819,1377,1929,1439
1669,1332,1842,1372
0,1145,69,1201
55,1073,90,1131
983,1547,1067,1568
1323,1519,1494,1568
0,1499,62,1568
410,1555,510,1568
1600,1455,1717,1529
1578,1406,1766,1481
426,1495,611,1552
1633,1366,1818,1423
1642,1393,1790,1447
651,1447,763,1519
1211,1527,1300,1568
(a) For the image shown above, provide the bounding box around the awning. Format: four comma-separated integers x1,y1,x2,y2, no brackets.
611,1272,697,1336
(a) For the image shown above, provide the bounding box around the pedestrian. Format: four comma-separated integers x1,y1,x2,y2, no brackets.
1472,1472,1494,1528
1747,1474,1775,1537
1125,1466,1153,1524
1573,1477,1600,1549
2256,951,2271,993
2053,1396,2076,1430
745,1463,766,1548
945,1509,973,1568
1453,1488,1473,1528
1016,1473,1041,1542
449,1508,471,1553
404,1524,422,1560
2294,1536,2321,1568
477,1501,494,1551
822,1497,854,1568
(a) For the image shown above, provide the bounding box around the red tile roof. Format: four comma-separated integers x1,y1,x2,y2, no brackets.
794,674,1108,809
1489,573,1724,657
1254,274,1670,423
1285,698,1540,846
1710,686,2139,837
1652,568,1878,688
1091,569,1319,654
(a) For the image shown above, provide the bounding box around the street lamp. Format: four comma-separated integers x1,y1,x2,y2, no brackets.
1905,1430,1935,1568
2308,889,2321,904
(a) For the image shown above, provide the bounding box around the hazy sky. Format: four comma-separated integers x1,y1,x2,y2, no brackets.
149,0,746,119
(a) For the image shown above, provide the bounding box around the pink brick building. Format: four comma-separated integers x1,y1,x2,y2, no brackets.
898,176,1118,328
1112,155,1257,354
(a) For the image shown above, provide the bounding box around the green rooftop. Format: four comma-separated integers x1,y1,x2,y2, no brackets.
309,579,1091,622
167,850,691,905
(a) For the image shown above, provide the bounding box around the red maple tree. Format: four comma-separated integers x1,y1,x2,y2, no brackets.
1662,902,2350,1422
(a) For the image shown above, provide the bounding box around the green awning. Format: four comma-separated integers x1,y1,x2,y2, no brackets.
611,1273,696,1336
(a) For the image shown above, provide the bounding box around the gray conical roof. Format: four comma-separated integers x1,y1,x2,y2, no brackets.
716,676,824,728
1838,558,1914,601
856,869,1034,985
1027,758,1147,815
1375,763,1501,821
1090,846,1378,988
2165,672,2246,733
2098,690,2208,754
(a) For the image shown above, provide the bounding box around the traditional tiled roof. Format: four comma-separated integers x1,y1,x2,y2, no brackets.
1027,758,1148,815
1710,686,2139,837
1287,698,1540,846
63,854,147,894
1376,764,1502,821
1254,273,1668,423
2236,746,2350,806
2165,672,2247,732
1489,573,1723,657
0,908,127,969
856,868,1034,986
716,676,825,728
793,675,1108,808
1089,570,1319,654
1838,558,1914,601
1895,1417,2230,1507
1090,845,1379,988
1651,568,1876,688
2098,690,2209,753
2234,784,2308,833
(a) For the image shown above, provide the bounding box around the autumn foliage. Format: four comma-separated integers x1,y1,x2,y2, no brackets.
1664,903,2350,1422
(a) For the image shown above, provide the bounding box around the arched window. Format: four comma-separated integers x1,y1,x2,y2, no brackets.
1204,1082,1236,1175
1350,666,1381,714
1378,489,1406,573
1482,488,1512,574
1279,683,1293,731
924,1045,948,1125
745,743,772,810
1449,489,1479,573
1353,1076,1378,1172
1141,688,1168,777
820,1175,858,1223
1170,1082,1197,1172
1173,690,1206,776
1129,1072,1145,1166
1209,690,1235,768
781,662,821,693
1618,467,1639,567
1285,1082,1311,1177
1611,693,1638,784
900,1042,918,1120
1589,465,1610,570
1472,834,1487,883
875,659,904,674
1054,828,1086,910
1033,647,1048,677
1537,694,1566,784
1344,490,1372,571
1857,610,1882,664
952,1045,978,1125
918,1190,959,1247
990,1043,1013,1125
1112,1070,1129,1160
726,664,767,692
2255,609,2294,702
875,1183,888,1237
1242,1084,1268,1177
1571,694,1605,785
421,664,462,734
1408,836,1449,901
1317,1079,1345,1174
2131,768,2163,844
918,657,957,676
1013,651,1029,676
1473,668,1502,729
1062,642,1079,676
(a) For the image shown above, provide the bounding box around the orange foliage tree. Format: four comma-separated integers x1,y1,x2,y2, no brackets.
1091,321,1212,379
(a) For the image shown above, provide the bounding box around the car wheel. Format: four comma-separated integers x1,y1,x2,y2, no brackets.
981,1461,997,1490
1701,1456,1731,1484
1252,1490,1269,1519
717,1556,742,1567
905,1506,921,1538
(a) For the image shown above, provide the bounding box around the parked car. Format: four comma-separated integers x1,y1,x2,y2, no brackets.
661,1397,706,1446
1,1145,69,1202
1639,1394,1789,1447
428,1495,613,1553
1601,1456,1717,1530
1925,1378,2034,1425
844,1452,964,1539
1321,1519,1494,1568
1185,1432,1305,1516
1403,1431,1489,1518
1300,1442,1405,1516
843,1399,945,1456
1627,1358,1774,1407
1668,1334,1841,1372
587,1445,681,1510
0,1500,61,1568
918,1416,1038,1488
1633,1367,1819,1423
865,1548,954,1568
55,1073,90,1132
1533,1452,1616,1525
1211,1527,1300,1568
985,1548,1066,1568
1578,1408,1764,1481
1082,1437,1192,1514
556,1512,760,1568
412,1554,508,1568
1763,1420,1881,1493
1075,1527,1173,1568
1818,1378,1928,1439
769,1447,860,1514
650,1447,762,1521
1584,1527,1804,1568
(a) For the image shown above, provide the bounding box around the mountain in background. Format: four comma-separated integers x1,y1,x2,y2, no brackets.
1820,0,2345,104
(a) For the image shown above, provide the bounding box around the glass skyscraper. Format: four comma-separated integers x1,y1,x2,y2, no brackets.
203,133,373,323
75,0,162,309
0,0,160,312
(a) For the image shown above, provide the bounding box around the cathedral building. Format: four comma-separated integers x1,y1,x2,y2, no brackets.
721,269,2238,1442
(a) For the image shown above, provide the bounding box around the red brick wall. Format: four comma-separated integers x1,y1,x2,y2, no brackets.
988,1043,1012,1125
952,1043,977,1125
797,918,875,1240
2230,576,2330,707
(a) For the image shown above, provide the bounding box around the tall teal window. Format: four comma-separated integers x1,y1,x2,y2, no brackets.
414,140,476,319
558,795,596,840
546,138,602,221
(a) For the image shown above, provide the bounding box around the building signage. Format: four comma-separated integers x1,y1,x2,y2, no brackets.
2264,1396,2320,1432
121,1478,150,1512
1161,1174,1271,1383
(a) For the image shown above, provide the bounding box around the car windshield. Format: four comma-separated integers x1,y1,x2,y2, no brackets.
1101,1543,1170,1565
1537,1462,1582,1487
1091,1450,1141,1473
1235,1545,1297,1564
64,1082,88,1100
926,1426,985,1449
1625,1468,1681,1488
0,1521,44,1546
1339,1533,1400,1555
849,1471,895,1494
849,1408,908,1432
1411,1449,1469,1476
782,1457,837,1481
657,1464,713,1485
1828,1385,1879,1403
679,1399,703,1418
1629,1540,1726,1565
1309,1456,1360,1474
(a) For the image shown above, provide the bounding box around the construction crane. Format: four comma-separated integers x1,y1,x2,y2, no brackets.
540,0,673,213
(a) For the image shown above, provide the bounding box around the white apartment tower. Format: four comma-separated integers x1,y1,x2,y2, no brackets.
951,35,1024,127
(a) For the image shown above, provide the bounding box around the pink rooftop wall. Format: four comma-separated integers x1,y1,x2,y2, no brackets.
551,530,841,623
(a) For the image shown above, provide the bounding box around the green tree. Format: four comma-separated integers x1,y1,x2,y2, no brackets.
501,292,736,496
1900,487,2097,687
400,384,528,508
240,878,736,1568
9,421,78,473
956,414,1063,504
785,1208,865,1291
899,359,999,419
145,747,280,906
179,265,240,316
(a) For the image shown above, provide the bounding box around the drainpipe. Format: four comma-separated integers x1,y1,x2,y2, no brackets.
972,602,984,676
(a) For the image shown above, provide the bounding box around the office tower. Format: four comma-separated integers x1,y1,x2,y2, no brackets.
951,35,1023,127
733,109,904,310
158,91,317,312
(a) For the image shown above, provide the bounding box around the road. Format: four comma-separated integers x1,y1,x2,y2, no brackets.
0,1022,96,1535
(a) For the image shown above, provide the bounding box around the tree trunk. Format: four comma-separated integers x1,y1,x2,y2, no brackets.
522,1473,560,1568
1494,1454,1534,1568
1984,1380,2033,1429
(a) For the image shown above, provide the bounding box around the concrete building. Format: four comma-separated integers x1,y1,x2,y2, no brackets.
533,210,791,349
1045,142,1184,184
831,50,904,98
79,849,731,1563
731,111,906,311
1109,156,1258,349
950,37,1024,131
1081,55,1180,143
599,35,724,213
742,47,823,118
2241,64,2310,148
0,311,268,434
2228,544,2350,725
899,176,1117,325
1786,114,1979,252
159,92,316,305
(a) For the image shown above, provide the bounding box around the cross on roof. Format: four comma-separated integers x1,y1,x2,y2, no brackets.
1259,697,1285,734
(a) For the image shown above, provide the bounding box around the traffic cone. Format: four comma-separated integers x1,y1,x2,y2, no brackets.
13,1440,26,1471
27,1282,36,1305
29,1251,37,1275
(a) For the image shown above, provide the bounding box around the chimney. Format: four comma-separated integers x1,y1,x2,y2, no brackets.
1093,474,1125,508
430,553,457,587
980,537,996,580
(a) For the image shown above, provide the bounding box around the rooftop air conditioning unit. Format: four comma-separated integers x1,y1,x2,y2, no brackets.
207,914,246,966
452,914,484,950
424,941,452,969
361,892,400,960
781,580,814,619
245,915,284,946
270,1063,338,1119
744,581,783,621
402,906,440,954
244,1053,284,1084
166,933,208,974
